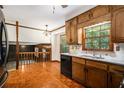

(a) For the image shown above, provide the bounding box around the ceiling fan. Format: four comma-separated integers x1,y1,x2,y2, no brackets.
0,5,3,9
52,5,68,14
61,5,68,8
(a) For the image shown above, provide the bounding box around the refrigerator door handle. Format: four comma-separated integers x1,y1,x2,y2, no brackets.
0,22,2,62
2,21,9,66
0,71,8,88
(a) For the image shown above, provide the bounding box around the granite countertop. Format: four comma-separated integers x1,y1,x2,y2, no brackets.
61,53,124,66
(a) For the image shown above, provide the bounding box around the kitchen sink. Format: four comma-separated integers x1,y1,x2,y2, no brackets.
81,55,104,59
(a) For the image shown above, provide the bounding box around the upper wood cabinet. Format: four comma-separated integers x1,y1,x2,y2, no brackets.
78,11,91,24
90,6,110,19
71,18,78,44
66,17,78,44
77,28,83,44
65,20,71,44
111,5,124,12
112,8,124,43
66,5,124,44
66,6,111,45
78,6,110,24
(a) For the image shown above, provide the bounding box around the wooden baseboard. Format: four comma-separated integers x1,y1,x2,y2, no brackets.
51,60,60,62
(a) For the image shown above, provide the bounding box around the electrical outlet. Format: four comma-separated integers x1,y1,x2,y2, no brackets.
116,45,120,51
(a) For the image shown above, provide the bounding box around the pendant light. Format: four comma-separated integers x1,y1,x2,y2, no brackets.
53,6,55,14
44,24,48,36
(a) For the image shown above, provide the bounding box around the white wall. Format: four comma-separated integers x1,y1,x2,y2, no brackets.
51,27,65,61
6,25,51,44
114,43,124,59
7,25,16,41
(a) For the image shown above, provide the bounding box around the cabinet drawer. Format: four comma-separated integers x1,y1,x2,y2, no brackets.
86,60,108,70
109,65,124,74
72,57,85,64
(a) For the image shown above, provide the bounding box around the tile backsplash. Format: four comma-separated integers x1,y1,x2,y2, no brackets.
69,43,124,60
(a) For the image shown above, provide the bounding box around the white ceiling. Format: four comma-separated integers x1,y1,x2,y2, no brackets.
3,5,96,31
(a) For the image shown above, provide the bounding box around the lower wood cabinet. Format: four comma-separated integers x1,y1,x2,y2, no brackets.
86,66,108,88
108,72,123,88
70,56,124,88
86,60,108,88
72,57,86,84
108,65,124,88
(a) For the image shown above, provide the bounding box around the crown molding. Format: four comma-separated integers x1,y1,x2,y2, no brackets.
5,22,65,32
5,22,48,32
50,25,65,32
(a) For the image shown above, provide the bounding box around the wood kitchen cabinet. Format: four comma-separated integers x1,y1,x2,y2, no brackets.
65,17,78,44
108,65,124,88
90,5,110,19
86,60,108,88
61,54,124,88
77,28,83,44
111,5,124,12
78,11,91,24
78,6,110,24
112,7,124,43
66,5,111,45
65,20,71,44
72,57,86,84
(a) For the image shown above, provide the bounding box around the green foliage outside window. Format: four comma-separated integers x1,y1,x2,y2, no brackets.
84,22,111,50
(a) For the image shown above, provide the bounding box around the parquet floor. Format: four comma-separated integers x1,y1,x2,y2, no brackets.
3,62,84,88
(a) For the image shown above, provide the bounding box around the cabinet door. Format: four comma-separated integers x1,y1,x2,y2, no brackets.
111,5,124,12
77,28,83,44
108,65,124,88
91,6,110,19
72,61,86,84
86,67,108,88
65,21,71,44
70,18,78,44
112,8,124,42
108,72,123,88
78,11,90,24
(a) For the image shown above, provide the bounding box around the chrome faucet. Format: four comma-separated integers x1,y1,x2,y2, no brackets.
99,54,102,58
92,49,96,56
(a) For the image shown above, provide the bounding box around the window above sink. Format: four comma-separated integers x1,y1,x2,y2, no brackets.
82,21,113,51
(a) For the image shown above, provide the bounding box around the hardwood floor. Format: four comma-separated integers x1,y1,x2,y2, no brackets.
3,62,84,88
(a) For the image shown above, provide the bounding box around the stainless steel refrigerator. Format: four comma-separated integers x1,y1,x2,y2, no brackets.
0,7,9,87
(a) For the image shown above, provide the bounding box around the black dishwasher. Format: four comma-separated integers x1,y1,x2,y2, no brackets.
61,55,72,79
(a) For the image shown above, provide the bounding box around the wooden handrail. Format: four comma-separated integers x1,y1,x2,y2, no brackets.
19,52,50,54
19,52,51,66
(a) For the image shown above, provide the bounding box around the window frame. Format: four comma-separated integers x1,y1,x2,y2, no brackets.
82,21,113,51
